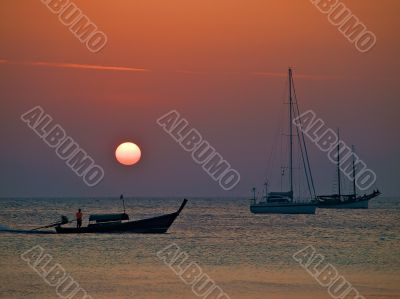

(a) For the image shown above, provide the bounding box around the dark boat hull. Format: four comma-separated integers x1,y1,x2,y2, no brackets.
317,191,380,209
317,199,369,209
250,202,316,214
55,199,187,234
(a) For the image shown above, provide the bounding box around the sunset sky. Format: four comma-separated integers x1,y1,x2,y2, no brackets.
1,0,399,197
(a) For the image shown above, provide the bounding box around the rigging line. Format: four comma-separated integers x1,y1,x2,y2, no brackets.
291,75,313,198
264,79,287,187
332,169,337,194
264,104,283,185
292,77,317,198
297,142,302,199
264,82,287,189
294,104,313,199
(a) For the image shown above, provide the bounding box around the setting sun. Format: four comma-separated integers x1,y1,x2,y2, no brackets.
115,142,141,166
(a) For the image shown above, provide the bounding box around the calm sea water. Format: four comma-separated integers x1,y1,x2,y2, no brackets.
0,197,399,298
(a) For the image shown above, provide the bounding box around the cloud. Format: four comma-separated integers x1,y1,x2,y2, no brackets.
0,59,351,80
0,59,150,73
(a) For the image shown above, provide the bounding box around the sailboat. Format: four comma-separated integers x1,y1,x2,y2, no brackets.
317,136,380,209
250,68,317,214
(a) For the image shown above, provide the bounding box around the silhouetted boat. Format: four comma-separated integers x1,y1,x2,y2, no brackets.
250,68,317,214
317,140,380,209
55,199,187,234
317,191,380,209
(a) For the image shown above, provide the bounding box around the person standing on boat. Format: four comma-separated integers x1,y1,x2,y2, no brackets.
76,209,83,229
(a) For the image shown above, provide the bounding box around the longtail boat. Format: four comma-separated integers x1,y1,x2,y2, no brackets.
53,199,187,234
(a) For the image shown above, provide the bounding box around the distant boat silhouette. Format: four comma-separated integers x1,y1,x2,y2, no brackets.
317,139,380,209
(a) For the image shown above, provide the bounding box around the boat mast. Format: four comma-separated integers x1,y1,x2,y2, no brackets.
337,129,341,199
264,180,268,199
120,194,126,214
352,145,356,197
289,68,293,200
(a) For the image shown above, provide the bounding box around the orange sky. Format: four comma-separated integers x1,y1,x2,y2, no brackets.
0,0,399,196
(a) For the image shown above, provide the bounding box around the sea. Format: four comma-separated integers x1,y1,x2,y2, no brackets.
0,197,399,299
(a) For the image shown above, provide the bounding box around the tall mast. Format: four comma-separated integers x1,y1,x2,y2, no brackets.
289,68,293,200
352,145,356,197
120,194,126,214
264,180,268,199
337,129,341,199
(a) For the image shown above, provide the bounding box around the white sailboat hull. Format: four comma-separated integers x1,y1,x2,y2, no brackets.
317,200,369,209
250,202,316,214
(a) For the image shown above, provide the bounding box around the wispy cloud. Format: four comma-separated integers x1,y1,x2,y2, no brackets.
0,59,150,73
0,59,351,80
